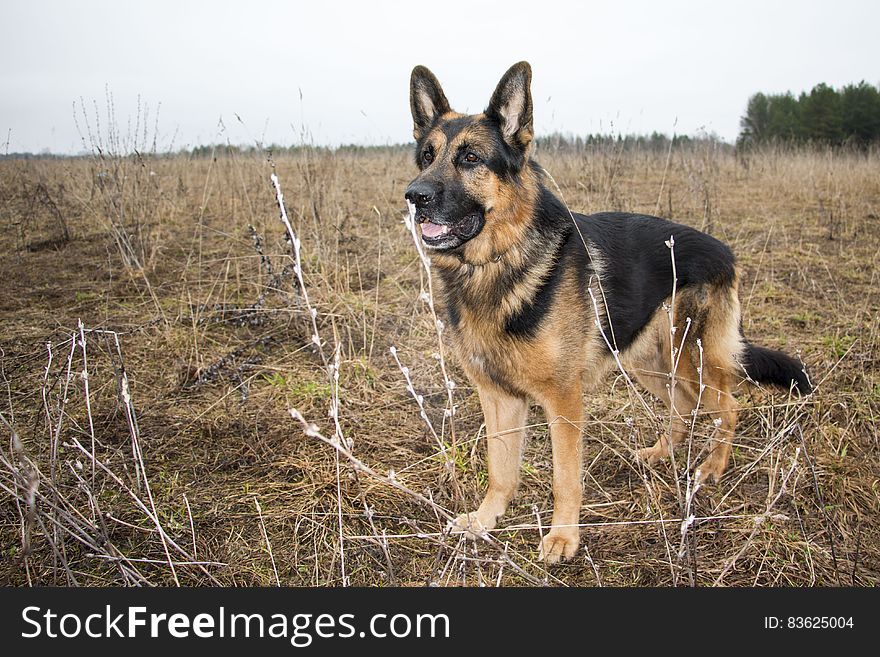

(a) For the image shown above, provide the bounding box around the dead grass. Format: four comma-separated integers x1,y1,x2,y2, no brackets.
1,141,878,586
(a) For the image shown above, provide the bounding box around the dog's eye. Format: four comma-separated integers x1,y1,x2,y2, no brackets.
464,152,481,164
422,149,434,164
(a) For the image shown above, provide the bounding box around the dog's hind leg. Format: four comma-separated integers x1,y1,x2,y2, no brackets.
633,346,739,482
626,330,699,468
450,386,528,538
692,283,743,483
634,370,697,467
694,366,739,484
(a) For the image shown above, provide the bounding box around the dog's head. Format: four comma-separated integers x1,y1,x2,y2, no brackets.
405,62,537,262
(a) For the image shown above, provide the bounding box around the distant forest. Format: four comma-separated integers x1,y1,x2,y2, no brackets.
738,81,880,148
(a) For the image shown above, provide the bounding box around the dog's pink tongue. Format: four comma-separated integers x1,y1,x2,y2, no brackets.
421,222,447,239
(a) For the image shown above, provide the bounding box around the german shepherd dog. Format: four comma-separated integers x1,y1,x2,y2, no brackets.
405,62,810,563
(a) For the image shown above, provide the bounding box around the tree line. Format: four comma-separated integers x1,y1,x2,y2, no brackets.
738,81,880,148
535,131,732,154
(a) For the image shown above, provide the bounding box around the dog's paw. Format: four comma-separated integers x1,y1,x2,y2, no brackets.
636,445,664,466
448,511,493,539
539,529,579,564
695,459,725,484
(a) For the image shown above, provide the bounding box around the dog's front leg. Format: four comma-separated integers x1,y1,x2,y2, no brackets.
450,386,528,538
539,388,584,563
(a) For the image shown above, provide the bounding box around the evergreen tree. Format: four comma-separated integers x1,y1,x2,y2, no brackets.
739,92,769,146
800,83,843,144
767,93,801,142
841,81,880,145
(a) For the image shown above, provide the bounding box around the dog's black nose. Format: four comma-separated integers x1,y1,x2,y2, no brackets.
405,180,441,206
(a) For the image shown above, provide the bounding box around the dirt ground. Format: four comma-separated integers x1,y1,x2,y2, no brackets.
1,142,878,586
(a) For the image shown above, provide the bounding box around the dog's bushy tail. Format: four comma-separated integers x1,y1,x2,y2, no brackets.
742,343,812,394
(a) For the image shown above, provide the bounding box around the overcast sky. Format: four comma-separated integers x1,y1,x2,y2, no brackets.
3,0,879,153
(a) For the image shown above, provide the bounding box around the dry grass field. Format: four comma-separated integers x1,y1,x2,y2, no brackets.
1,138,878,586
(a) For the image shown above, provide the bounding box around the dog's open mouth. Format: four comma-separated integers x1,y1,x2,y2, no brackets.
419,218,450,240
418,212,483,249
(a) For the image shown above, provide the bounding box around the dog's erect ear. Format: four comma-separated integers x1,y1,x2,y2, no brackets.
486,61,533,151
410,65,451,141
